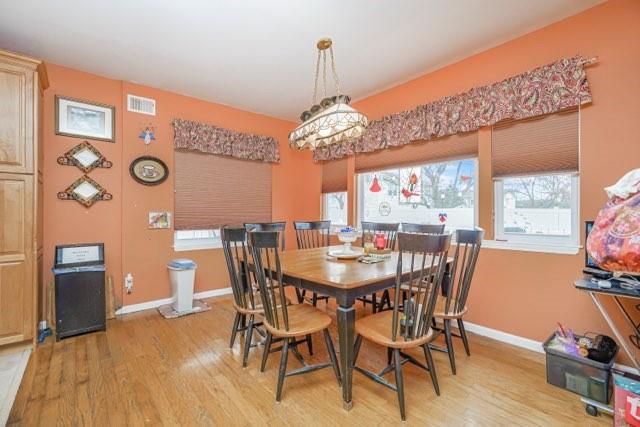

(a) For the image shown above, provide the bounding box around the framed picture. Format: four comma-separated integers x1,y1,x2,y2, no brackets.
130,156,169,186
55,96,115,142
57,175,113,208
57,141,113,173
149,212,171,229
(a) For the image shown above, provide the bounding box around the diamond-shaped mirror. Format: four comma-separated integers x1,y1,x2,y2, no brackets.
58,175,112,207
57,141,112,173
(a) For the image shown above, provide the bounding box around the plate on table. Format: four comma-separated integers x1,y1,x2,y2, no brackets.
327,248,363,260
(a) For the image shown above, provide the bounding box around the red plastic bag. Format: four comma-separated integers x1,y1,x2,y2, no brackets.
615,371,640,426
587,192,640,274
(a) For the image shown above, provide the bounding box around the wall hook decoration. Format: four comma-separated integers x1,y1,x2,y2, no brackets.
58,175,112,207
57,141,113,173
138,123,156,145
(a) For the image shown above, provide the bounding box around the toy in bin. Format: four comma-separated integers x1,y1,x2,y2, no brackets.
614,371,640,426
543,323,618,405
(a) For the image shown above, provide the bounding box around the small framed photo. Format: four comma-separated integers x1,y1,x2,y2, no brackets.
149,211,171,229
55,95,115,142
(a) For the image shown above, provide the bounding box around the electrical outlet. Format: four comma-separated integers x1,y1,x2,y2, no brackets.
124,273,134,294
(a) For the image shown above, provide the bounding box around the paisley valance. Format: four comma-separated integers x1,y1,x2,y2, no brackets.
172,118,280,163
314,55,594,161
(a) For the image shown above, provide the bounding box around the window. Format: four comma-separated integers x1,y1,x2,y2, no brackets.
492,108,580,251
173,150,272,251
322,191,348,229
357,158,477,232
174,229,222,251
495,173,579,247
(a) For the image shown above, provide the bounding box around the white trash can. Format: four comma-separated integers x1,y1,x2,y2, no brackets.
167,259,197,313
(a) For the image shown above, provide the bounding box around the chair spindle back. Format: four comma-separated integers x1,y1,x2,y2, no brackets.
361,222,399,250
401,223,445,234
444,228,484,316
244,222,286,251
221,226,258,311
390,232,452,343
249,231,290,331
294,221,331,249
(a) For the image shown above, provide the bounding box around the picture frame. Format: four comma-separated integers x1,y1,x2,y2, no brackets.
57,175,113,208
148,212,171,229
129,156,169,186
57,141,113,173
55,95,115,142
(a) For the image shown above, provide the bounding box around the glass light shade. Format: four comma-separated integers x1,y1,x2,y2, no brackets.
289,103,368,150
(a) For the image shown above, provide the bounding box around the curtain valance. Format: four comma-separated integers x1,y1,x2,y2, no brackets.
314,56,594,161
172,118,280,163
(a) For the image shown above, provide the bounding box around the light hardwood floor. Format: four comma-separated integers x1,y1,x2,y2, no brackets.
8,295,608,426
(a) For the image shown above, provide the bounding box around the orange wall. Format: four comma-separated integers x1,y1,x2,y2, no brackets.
344,0,640,346
43,65,321,307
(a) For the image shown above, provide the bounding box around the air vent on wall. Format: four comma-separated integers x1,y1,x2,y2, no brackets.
127,94,156,116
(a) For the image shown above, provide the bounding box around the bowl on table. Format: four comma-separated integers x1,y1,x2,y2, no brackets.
329,227,362,259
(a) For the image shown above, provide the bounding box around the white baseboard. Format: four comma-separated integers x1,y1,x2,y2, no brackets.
115,287,232,315
463,321,544,353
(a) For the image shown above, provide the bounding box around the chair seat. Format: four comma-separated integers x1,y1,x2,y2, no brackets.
264,303,332,338
432,297,467,319
355,310,434,349
233,289,289,315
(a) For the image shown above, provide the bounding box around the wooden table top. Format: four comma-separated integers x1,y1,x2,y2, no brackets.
278,246,452,290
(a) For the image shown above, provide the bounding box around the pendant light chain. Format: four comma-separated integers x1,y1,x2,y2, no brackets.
312,49,321,105
329,46,341,96
322,49,327,99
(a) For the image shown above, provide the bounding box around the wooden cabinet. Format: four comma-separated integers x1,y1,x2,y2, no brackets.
0,50,47,348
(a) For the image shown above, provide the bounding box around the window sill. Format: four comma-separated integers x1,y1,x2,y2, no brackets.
482,239,580,255
173,241,223,252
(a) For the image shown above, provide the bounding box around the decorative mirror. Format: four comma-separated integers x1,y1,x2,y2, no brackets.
57,141,112,173
130,156,169,186
58,175,113,207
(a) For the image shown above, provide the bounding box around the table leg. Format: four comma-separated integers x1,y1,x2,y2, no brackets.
337,304,356,410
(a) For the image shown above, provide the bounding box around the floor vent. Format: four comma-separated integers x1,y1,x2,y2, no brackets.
127,94,156,116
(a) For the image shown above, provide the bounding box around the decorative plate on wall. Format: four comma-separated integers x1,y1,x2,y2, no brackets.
57,141,113,173
129,156,169,186
58,175,113,207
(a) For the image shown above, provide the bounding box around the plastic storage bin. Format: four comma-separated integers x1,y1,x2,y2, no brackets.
543,333,617,404
167,259,197,313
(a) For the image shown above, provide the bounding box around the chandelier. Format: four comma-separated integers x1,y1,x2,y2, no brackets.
289,38,368,150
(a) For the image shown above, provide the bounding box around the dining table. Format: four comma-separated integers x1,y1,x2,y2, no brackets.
251,245,453,410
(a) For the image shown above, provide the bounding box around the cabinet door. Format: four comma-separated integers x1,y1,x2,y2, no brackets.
0,61,34,174
0,174,34,345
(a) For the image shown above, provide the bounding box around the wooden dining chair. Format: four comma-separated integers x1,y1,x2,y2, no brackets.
244,222,286,250
401,223,445,234
248,231,341,402
221,226,267,367
358,221,400,312
293,221,331,307
353,232,451,421
430,228,484,375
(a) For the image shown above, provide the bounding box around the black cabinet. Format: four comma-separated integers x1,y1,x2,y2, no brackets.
53,243,106,340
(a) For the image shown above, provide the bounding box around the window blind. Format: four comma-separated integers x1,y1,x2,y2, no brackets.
492,107,579,178
174,150,272,230
321,158,348,193
354,132,478,173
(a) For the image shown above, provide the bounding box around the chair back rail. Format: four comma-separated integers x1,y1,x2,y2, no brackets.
444,228,484,315
361,221,399,250
221,226,258,311
244,222,286,251
400,223,445,234
294,221,331,249
249,230,290,331
391,232,451,343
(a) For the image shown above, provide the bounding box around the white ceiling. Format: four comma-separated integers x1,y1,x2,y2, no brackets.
0,0,603,120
